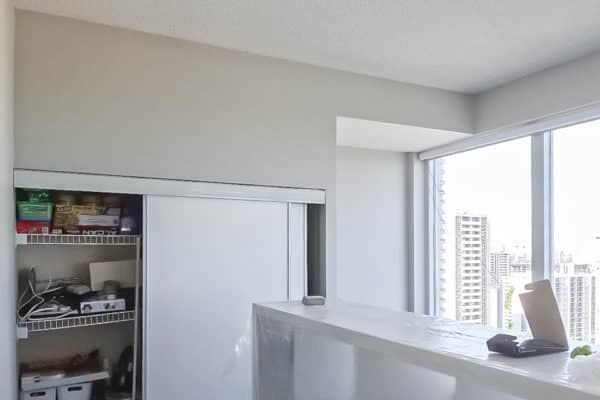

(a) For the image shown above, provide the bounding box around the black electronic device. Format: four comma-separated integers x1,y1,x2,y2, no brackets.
487,280,569,358
487,334,568,358
112,346,134,391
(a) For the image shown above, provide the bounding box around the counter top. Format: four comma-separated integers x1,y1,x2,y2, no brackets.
254,301,600,400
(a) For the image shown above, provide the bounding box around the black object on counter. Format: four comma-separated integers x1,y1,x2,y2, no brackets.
487,334,568,358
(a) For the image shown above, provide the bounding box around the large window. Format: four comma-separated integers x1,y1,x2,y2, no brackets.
431,117,600,343
435,138,531,329
553,120,600,343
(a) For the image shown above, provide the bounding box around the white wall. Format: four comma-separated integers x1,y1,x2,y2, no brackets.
336,147,408,311
0,0,15,399
14,11,474,189
14,11,474,300
476,51,600,132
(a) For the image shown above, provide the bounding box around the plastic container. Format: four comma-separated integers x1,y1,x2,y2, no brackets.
17,202,53,222
57,383,92,400
21,387,56,400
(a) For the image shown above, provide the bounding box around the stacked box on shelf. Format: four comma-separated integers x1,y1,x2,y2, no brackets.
54,193,122,235
16,190,53,234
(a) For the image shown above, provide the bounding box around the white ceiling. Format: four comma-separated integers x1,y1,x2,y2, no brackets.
337,117,471,152
15,0,600,93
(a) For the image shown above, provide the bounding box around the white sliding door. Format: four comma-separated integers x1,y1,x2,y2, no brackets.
144,196,297,400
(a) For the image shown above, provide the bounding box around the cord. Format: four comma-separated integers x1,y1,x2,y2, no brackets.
17,267,77,322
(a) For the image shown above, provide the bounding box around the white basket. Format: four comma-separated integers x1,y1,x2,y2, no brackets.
57,383,92,400
21,387,56,400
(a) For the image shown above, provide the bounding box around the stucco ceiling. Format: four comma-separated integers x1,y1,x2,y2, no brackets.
15,0,600,94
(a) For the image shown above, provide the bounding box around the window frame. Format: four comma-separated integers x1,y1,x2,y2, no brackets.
531,131,553,282
424,115,600,326
427,130,552,319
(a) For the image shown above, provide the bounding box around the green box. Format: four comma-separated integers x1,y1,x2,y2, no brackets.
17,202,53,222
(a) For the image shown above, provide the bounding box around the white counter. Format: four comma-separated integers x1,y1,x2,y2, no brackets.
253,301,600,400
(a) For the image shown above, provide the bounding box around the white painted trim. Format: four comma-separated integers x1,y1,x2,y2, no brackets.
336,116,471,152
142,196,149,400
407,154,429,314
427,160,438,316
531,132,553,281
419,101,600,160
14,169,326,204
287,203,308,301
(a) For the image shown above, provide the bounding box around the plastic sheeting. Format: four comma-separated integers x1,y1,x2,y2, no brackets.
253,301,600,400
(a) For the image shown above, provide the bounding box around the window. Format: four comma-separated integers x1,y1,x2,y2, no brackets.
428,115,600,343
552,119,600,343
434,137,532,329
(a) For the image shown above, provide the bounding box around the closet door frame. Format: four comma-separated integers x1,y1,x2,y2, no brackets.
14,169,325,204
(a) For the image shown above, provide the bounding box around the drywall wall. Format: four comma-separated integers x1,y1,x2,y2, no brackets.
336,147,408,311
0,1,15,399
476,51,600,132
15,11,473,189
14,10,473,300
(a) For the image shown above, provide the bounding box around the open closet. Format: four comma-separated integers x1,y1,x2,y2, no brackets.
16,189,143,400
13,169,326,400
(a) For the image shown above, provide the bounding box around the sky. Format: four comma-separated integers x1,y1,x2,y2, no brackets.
438,120,600,324
553,120,600,264
439,137,532,319
440,118,600,270
442,136,532,257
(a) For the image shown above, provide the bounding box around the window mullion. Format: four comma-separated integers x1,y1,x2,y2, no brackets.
531,131,552,281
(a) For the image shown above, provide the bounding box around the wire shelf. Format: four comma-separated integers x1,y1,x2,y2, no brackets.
16,233,139,246
18,310,136,337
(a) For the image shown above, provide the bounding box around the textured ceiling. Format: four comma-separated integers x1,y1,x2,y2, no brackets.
15,0,600,93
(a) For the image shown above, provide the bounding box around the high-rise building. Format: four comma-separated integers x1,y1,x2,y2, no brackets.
455,213,489,324
496,261,531,330
490,252,511,285
554,262,597,342
436,160,450,318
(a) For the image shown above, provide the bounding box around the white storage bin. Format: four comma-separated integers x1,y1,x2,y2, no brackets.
57,383,92,400
21,387,56,400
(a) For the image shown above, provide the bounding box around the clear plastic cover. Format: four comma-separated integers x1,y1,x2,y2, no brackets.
253,302,600,400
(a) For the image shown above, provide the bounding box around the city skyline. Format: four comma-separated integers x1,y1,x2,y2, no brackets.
437,120,600,342
441,206,600,342
440,208,600,340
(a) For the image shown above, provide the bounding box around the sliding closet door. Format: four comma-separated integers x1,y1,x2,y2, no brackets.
144,196,290,400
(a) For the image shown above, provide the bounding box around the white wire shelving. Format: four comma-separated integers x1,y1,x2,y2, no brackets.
15,233,139,246
17,310,136,339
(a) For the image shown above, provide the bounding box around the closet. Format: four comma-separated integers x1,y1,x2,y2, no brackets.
16,190,143,400
13,169,326,400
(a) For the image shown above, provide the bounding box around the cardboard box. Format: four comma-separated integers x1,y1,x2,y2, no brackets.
53,205,102,234
89,260,136,291
78,215,120,227
16,221,51,234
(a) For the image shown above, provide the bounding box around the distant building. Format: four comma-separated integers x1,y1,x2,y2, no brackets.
511,262,531,275
554,262,597,342
490,252,511,285
433,159,449,317
496,261,531,330
455,213,489,324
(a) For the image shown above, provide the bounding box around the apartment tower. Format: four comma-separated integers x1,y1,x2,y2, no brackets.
455,214,489,324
